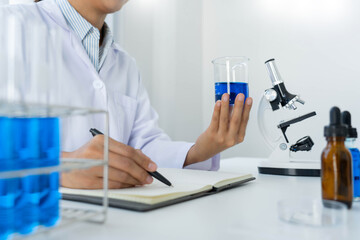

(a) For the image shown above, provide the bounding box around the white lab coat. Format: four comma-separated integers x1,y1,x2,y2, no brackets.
0,0,220,170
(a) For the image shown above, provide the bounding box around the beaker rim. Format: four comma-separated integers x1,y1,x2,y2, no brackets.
212,56,250,65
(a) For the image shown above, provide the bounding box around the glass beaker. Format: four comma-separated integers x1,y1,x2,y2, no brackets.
212,56,249,104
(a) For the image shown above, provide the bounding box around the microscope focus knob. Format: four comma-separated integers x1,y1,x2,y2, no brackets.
264,88,278,102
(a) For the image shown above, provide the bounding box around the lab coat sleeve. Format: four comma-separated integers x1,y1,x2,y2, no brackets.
128,73,220,171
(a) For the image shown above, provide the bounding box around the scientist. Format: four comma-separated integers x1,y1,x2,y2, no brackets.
2,0,252,189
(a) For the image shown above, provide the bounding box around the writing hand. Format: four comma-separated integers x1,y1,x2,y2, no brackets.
61,135,157,189
184,93,252,166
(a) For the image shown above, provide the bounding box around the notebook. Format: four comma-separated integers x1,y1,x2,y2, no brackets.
61,168,255,212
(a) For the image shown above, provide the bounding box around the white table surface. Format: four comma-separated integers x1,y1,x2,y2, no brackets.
44,157,360,240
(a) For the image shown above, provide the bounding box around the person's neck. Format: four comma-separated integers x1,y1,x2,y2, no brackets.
68,0,106,30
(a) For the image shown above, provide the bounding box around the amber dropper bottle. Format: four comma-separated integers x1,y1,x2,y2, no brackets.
321,106,353,209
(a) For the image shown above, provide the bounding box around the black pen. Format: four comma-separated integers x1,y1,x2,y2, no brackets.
89,128,172,187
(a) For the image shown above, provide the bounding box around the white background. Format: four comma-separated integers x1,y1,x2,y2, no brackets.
6,0,360,160
113,0,360,160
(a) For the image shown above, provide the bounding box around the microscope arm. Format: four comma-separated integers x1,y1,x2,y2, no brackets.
257,95,282,150
277,111,317,143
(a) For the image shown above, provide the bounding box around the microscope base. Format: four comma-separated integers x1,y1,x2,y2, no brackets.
258,161,320,177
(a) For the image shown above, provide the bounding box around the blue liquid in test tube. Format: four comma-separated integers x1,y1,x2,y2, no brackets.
38,117,60,227
0,180,17,240
349,148,360,200
342,111,360,200
17,175,40,235
13,118,40,235
0,117,15,240
215,82,249,104
39,172,60,227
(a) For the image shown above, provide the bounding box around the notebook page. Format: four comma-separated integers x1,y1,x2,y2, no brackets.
61,168,252,203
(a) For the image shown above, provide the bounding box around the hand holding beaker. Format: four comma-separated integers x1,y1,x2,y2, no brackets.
184,92,253,166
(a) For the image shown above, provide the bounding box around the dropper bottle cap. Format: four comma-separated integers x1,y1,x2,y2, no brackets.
341,111,358,138
324,107,347,137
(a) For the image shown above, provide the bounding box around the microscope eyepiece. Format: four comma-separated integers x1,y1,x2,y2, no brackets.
265,59,283,86
264,59,304,111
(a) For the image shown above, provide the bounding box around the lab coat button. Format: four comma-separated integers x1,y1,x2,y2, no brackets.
93,80,104,89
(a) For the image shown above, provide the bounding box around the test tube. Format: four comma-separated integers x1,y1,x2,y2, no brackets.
26,19,61,228
0,17,23,232
7,15,41,235
39,118,60,227
0,13,13,240
13,117,40,234
1,8,62,235
0,13,7,107
0,117,16,239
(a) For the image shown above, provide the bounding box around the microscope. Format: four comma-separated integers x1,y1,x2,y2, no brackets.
257,59,320,176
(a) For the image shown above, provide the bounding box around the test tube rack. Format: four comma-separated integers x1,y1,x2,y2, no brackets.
0,104,109,240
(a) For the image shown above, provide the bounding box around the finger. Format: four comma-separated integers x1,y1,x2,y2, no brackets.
134,149,157,172
90,166,142,186
91,136,157,172
229,93,245,138
107,151,153,185
108,167,142,186
237,97,253,142
84,177,133,189
85,177,133,189
107,139,157,172
218,93,230,133
108,180,133,189
208,100,221,132
229,105,234,115
61,172,133,189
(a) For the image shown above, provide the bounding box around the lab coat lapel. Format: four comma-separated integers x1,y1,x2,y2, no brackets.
39,0,99,77
70,34,99,76
99,45,116,78
37,0,68,31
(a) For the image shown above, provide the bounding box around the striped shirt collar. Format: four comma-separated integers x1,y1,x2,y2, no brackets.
55,0,113,72
55,0,98,42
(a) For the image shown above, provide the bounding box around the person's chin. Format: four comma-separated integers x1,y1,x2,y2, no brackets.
103,0,128,13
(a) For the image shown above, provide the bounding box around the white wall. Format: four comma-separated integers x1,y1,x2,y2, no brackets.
116,0,360,159
118,0,204,142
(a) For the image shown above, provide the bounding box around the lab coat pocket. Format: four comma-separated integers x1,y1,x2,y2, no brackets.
114,94,138,143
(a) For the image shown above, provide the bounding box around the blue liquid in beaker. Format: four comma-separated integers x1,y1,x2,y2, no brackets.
349,148,360,199
215,82,249,104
